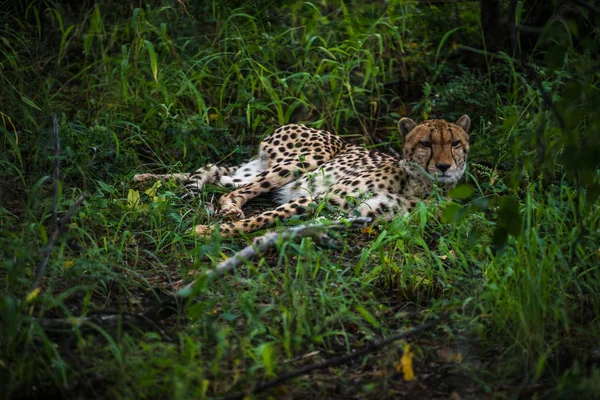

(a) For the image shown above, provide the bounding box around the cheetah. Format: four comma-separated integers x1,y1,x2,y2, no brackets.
133,116,471,237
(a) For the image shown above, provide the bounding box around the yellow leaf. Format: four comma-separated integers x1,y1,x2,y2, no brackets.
396,344,415,381
64,259,75,269
144,180,162,197
26,288,41,303
361,226,376,235
127,189,141,209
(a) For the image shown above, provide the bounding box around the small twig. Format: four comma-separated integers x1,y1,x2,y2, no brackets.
221,318,441,399
32,116,87,290
282,350,321,365
181,217,373,292
51,115,60,234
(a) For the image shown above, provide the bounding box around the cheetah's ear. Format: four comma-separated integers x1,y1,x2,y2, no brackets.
455,115,470,134
398,118,417,136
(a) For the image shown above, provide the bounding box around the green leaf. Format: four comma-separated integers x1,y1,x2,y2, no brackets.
492,196,522,250
144,180,162,198
497,196,522,236
502,115,519,129
258,343,276,378
448,184,474,200
355,304,380,329
441,202,468,224
39,224,48,246
20,95,42,111
144,40,158,83
492,226,509,251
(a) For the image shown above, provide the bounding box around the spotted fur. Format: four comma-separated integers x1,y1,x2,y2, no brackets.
133,116,470,237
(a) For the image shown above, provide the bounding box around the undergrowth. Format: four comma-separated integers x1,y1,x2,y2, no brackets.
1,0,599,398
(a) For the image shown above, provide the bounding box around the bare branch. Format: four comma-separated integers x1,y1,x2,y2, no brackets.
32,115,87,290
222,318,441,399
181,217,373,293
51,115,60,234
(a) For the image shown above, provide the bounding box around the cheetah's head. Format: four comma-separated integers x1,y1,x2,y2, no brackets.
399,115,470,186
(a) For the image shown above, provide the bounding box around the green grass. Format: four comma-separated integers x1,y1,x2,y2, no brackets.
1,0,599,398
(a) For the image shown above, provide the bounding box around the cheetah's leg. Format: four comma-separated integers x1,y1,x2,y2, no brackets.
196,193,421,237
133,164,239,196
351,194,418,221
217,159,321,219
196,197,313,237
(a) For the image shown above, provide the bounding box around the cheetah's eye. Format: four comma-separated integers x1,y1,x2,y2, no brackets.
452,140,461,147
420,141,431,148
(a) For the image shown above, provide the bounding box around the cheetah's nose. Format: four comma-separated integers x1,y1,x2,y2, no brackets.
436,163,451,173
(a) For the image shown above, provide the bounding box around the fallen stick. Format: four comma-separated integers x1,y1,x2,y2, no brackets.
32,116,87,290
145,217,374,321
221,318,441,400
180,216,374,293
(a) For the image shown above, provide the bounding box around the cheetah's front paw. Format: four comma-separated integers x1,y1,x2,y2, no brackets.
218,203,245,220
195,224,215,236
132,173,153,182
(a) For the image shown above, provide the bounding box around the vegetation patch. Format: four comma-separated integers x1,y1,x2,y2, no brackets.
1,0,599,398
